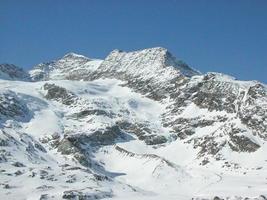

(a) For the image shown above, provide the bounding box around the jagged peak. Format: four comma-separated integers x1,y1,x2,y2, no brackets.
196,72,267,93
0,63,29,80
0,63,22,70
62,52,91,60
104,47,200,77
204,72,237,81
108,47,168,56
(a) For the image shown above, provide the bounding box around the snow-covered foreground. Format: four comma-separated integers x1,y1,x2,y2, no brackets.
0,78,267,200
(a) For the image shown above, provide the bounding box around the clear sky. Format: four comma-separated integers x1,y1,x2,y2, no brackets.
1,0,266,83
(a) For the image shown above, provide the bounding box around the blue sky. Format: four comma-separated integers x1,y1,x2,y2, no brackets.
0,0,266,83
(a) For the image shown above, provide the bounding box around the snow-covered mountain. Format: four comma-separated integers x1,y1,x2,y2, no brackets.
0,64,29,80
1,47,267,200
29,53,103,81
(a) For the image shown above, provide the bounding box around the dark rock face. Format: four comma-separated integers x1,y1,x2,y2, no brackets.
0,91,29,121
184,122,261,163
70,109,115,119
116,121,167,145
170,73,241,113
39,194,53,200
239,84,267,139
0,64,29,80
229,134,260,152
58,126,126,150
57,125,127,166
43,83,77,105
247,84,266,99
190,135,227,162
0,153,7,163
85,126,126,146
62,190,112,200
57,135,91,166
12,161,26,167
30,61,56,81
213,197,223,200
228,127,260,152
57,138,80,155
163,116,227,140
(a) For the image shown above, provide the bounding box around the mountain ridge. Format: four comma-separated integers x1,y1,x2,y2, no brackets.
0,64,29,81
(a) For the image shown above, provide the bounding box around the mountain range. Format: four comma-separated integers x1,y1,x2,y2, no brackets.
0,47,267,200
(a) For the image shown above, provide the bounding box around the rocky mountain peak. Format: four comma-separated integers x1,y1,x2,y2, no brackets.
28,47,199,100
0,64,29,81
87,47,199,99
29,53,102,81
61,52,91,61
103,47,199,77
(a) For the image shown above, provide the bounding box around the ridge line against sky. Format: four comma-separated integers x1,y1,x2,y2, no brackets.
0,0,266,83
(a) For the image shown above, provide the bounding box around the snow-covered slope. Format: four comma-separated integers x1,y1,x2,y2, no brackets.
1,47,267,200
